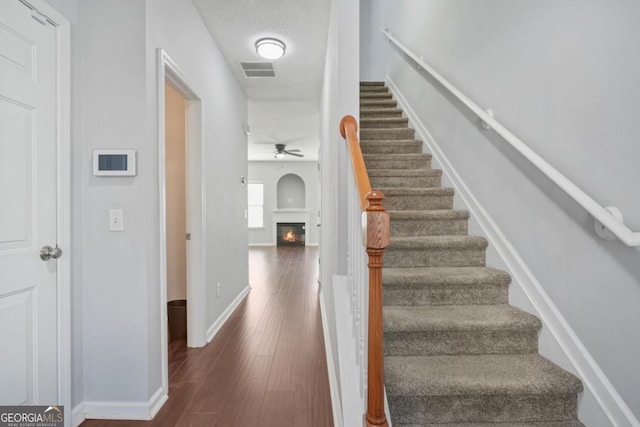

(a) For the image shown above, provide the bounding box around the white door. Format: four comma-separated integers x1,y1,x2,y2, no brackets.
0,0,59,404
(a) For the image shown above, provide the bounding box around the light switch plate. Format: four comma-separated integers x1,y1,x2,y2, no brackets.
109,209,124,232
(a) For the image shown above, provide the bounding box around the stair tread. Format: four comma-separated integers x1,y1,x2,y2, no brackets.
369,169,441,177
360,107,402,114
362,127,412,131
385,354,583,397
361,92,393,99
390,235,488,249
364,153,431,159
400,421,584,427
388,210,469,220
379,187,454,195
383,266,510,288
360,81,385,86
360,100,398,106
361,139,422,145
360,87,389,93
361,117,408,124
384,304,541,332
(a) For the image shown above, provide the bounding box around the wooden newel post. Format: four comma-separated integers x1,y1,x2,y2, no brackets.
364,190,390,427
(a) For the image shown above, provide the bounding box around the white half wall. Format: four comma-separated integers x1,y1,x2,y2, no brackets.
319,0,361,425
363,1,640,425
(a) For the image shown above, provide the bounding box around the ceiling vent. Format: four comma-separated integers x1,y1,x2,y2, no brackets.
240,61,277,78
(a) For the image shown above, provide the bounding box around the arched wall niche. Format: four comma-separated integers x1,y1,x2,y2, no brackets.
277,173,305,209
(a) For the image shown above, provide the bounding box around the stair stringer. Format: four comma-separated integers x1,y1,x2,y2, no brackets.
385,76,639,427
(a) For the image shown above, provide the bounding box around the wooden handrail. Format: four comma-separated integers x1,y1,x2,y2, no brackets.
340,115,390,427
340,115,372,211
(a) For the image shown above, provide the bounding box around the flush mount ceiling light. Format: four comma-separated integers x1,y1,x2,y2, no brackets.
255,38,286,60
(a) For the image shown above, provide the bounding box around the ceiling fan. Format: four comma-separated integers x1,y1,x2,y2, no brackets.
274,143,304,158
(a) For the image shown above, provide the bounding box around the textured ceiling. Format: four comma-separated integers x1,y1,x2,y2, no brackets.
247,101,319,161
192,0,331,103
192,0,331,161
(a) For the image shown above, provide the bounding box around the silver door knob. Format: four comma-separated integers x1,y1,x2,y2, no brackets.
40,245,62,261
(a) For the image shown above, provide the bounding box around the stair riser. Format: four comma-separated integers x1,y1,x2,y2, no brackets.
361,109,403,119
360,88,389,95
384,330,539,356
365,157,431,169
361,143,422,154
361,128,416,140
360,99,398,108
391,218,467,236
371,176,441,189
385,248,486,268
361,119,409,128
360,81,385,87
387,394,578,425
360,92,393,99
384,284,509,306
383,195,453,211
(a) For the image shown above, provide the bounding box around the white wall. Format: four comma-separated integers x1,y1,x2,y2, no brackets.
78,0,151,406
364,1,640,424
146,0,249,400
248,161,320,246
47,0,248,416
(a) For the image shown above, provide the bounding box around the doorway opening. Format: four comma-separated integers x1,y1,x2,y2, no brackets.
165,82,188,342
158,49,205,398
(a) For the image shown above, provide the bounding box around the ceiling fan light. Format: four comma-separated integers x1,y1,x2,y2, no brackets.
256,38,286,60
274,153,285,159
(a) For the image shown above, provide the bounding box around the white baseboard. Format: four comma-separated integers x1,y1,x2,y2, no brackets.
206,285,251,343
81,387,167,421
320,288,344,427
148,387,168,419
387,76,639,427
70,402,85,427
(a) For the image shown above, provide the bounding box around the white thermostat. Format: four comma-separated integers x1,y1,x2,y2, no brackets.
93,150,137,176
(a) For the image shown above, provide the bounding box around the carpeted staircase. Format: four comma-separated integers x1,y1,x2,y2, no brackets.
359,81,584,427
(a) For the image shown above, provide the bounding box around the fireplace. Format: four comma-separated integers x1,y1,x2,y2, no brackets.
277,223,305,246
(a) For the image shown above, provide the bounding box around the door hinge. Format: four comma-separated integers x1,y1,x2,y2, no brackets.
30,9,48,25
186,233,192,240
20,0,52,25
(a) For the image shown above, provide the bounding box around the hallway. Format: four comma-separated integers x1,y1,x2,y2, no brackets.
81,246,333,427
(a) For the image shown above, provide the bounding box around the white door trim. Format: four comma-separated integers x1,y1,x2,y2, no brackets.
157,49,206,396
17,0,71,417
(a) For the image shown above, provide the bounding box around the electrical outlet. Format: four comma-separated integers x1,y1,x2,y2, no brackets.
216,282,221,297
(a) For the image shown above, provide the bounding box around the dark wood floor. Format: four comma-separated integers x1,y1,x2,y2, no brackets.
82,246,333,427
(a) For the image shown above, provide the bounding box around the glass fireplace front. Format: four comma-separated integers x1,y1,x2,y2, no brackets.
276,222,305,246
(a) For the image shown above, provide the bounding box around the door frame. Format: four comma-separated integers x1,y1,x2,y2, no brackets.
157,49,206,394
17,0,71,414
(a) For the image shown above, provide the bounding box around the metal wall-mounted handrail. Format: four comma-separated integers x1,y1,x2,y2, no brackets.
382,28,640,247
